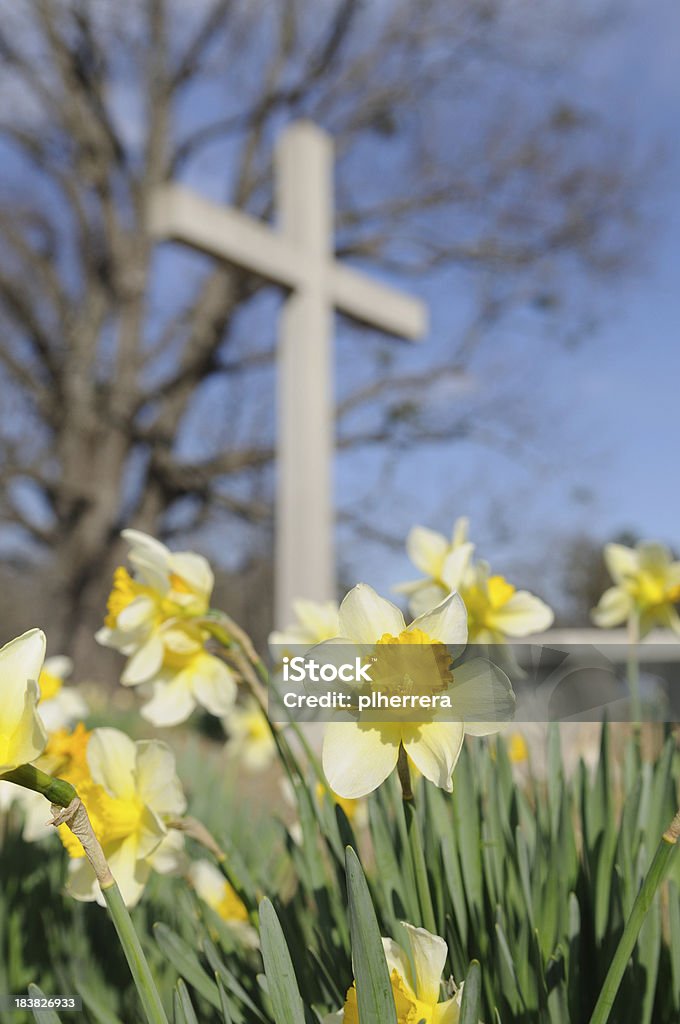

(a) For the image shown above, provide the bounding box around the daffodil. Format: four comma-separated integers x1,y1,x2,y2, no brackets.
224,698,276,772
57,726,186,906
507,732,529,764
396,520,552,639
326,922,463,1023
319,584,515,799
395,518,474,616
37,656,88,733
188,859,258,946
137,622,237,727
0,629,47,777
462,560,554,642
269,598,341,657
592,541,680,637
96,530,236,725
1,722,91,842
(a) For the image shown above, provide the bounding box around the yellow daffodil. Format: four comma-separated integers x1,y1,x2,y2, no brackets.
97,530,236,726
315,781,368,830
326,922,463,1023
319,584,514,799
396,519,552,639
592,541,680,637
0,723,89,842
137,622,237,727
395,518,474,616
269,598,341,657
0,629,47,777
57,726,186,906
37,656,88,733
507,732,529,764
224,698,276,772
462,560,554,642
188,859,258,947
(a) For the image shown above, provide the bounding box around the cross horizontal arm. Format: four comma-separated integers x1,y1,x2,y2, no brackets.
148,184,427,342
147,184,304,289
330,263,426,340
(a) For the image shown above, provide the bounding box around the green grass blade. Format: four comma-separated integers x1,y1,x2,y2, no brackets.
258,899,306,1024
458,960,482,1024
28,984,63,1024
345,846,397,1024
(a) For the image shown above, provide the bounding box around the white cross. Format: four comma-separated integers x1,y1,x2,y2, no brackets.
148,120,427,627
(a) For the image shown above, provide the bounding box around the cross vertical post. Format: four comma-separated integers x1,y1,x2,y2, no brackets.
147,119,427,630
276,123,334,625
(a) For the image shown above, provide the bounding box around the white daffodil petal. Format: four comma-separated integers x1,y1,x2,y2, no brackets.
440,542,475,591
490,591,553,637
42,656,73,678
116,595,156,633
191,655,238,717
402,721,464,792
603,543,638,583
141,678,197,727
135,741,187,816
169,551,214,596
592,586,632,628
87,728,138,800
402,922,449,1006
382,938,415,991
134,805,167,861
148,829,188,875
450,658,516,736
637,541,671,573
1,679,47,773
410,591,468,645
407,581,450,618
434,996,463,1023
0,629,47,730
38,688,88,733
406,526,449,577
189,859,226,904
106,835,151,908
338,584,405,643
66,858,99,904
121,634,164,686
322,721,401,799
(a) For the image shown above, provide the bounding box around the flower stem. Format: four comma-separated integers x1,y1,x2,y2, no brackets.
1,763,76,807
627,610,641,728
397,744,413,801
588,808,680,1024
102,882,170,1024
398,747,436,933
4,769,169,1024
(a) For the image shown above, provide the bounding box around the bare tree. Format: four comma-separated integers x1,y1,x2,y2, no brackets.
0,0,637,655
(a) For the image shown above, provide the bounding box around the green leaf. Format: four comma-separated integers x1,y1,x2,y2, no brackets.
345,846,397,1024
153,923,221,1010
258,899,306,1024
173,980,199,1024
28,984,63,1024
459,960,482,1024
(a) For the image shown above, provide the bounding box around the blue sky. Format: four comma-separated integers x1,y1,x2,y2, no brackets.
335,0,680,611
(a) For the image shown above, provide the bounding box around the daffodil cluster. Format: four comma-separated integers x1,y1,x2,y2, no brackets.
396,517,554,640
592,540,680,637
97,530,237,726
